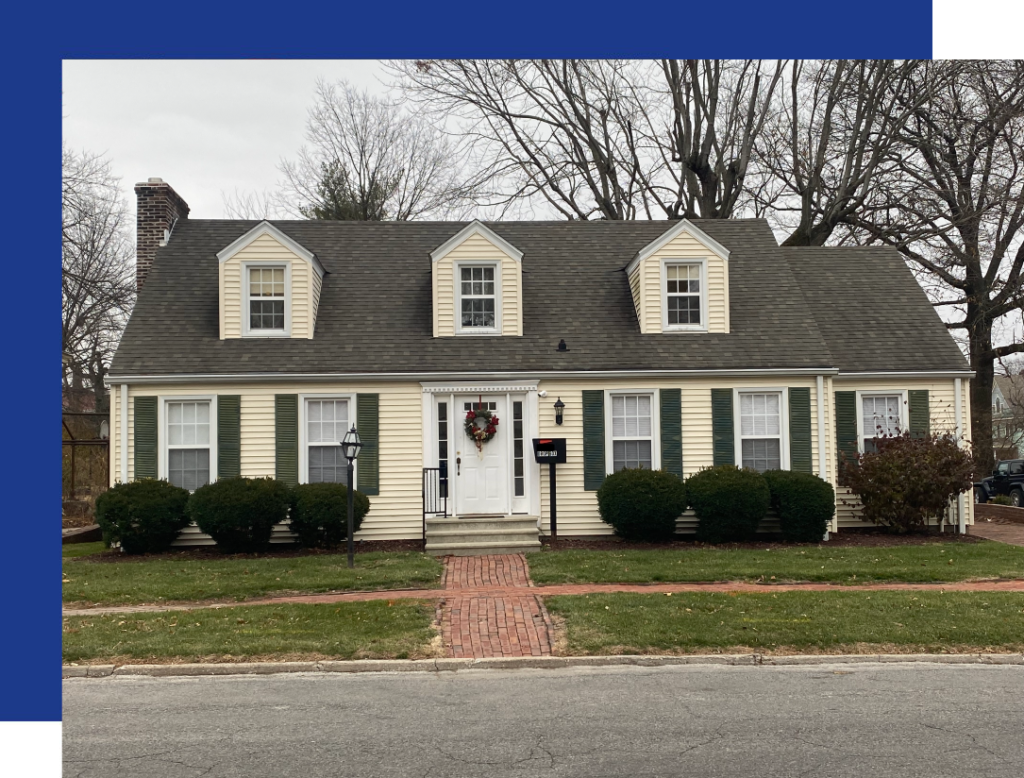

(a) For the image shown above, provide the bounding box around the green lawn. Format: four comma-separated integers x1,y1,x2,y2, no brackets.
63,551,444,606
62,541,107,559
546,591,1024,655
527,542,1024,585
63,600,438,663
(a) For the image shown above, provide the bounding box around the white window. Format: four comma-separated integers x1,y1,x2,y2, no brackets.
305,398,351,483
166,400,213,490
245,264,288,335
457,264,499,332
861,394,902,453
738,392,783,472
662,260,707,331
610,394,654,471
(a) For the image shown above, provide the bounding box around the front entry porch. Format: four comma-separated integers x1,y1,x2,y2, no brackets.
424,515,541,556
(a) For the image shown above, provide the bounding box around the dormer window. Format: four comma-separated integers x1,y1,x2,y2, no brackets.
663,260,707,331
243,263,290,336
457,263,500,333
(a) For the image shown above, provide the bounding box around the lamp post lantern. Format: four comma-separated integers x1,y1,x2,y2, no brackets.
341,426,363,568
553,397,565,426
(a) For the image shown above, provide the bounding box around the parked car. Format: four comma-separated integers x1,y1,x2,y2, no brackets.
974,459,1024,505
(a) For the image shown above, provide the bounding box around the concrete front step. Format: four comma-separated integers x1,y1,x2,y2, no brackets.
425,539,542,556
426,516,539,532
426,528,541,545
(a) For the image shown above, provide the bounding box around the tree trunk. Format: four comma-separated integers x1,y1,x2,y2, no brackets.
968,314,995,475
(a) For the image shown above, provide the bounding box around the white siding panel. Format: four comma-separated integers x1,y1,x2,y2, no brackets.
638,231,729,334
433,233,522,337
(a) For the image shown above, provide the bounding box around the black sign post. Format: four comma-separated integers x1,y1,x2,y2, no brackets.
532,438,566,542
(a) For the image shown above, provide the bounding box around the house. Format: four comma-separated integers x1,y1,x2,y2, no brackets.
107,179,975,552
993,375,1024,459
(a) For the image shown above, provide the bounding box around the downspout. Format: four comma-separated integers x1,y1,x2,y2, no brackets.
955,378,965,534
817,375,829,541
120,383,128,483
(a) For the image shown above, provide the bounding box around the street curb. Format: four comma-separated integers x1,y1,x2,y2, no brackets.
62,652,1024,679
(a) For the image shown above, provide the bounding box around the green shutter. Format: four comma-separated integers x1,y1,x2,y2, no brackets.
835,391,858,480
582,390,605,491
356,393,379,496
788,387,813,473
217,395,241,480
711,389,734,466
908,390,930,438
275,394,298,486
133,396,158,479
659,389,683,478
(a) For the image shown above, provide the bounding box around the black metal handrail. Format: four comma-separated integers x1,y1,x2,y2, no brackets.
422,464,449,539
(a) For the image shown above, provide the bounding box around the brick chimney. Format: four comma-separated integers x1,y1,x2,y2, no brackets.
135,177,190,291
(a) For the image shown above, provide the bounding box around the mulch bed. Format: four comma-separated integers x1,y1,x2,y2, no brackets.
69,539,427,564
540,530,984,552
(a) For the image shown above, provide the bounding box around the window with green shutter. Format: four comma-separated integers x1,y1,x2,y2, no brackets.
217,395,241,479
711,388,734,466
582,390,605,490
835,391,858,483
908,390,930,439
356,394,379,495
660,389,683,478
788,387,812,473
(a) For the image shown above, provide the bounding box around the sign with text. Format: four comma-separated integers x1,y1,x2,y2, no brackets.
532,437,566,464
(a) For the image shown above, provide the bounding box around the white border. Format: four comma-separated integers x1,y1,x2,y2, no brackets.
242,261,292,338
158,394,218,486
733,387,790,471
298,393,357,485
604,389,661,474
661,258,709,333
453,260,502,335
217,220,326,278
855,389,908,453
625,218,730,276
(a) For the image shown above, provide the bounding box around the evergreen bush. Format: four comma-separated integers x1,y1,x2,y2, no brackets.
687,465,769,543
762,470,835,542
289,482,371,549
94,479,191,554
187,477,290,553
596,468,687,542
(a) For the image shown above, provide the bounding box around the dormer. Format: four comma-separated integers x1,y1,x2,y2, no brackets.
217,222,325,340
430,221,523,337
625,219,730,334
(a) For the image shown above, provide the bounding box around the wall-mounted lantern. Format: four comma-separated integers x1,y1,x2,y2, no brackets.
554,397,565,426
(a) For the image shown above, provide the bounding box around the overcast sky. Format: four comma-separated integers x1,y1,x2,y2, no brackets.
62,60,393,219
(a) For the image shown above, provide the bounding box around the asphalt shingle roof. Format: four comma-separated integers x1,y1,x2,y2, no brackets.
782,246,968,373
109,219,967,377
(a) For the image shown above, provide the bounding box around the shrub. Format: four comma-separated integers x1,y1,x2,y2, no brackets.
596,468,687,542
989,494,1014,506
687,465,770,543
94,479,191,554
762,470,835,543
843,432,975,533
187,477,290,553
289,482,371,549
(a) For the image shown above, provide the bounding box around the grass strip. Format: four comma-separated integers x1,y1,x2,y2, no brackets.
545,591,1024,655
63,600,438,663
528,543,1024,586
63,551,444,606
62,542,107,559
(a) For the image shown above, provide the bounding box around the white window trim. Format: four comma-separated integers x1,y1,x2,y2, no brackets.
855,390,908,453
298,393,357,485
454,260,502,335
604,389,661,474
733,387,790,471
242,261,292,338
661,258,709,333
158,395,218,487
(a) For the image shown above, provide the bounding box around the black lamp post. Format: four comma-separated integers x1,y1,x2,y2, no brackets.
341,425,363,569
554,397,565,426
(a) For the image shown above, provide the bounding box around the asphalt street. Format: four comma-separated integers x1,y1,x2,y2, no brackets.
63,663,1024,777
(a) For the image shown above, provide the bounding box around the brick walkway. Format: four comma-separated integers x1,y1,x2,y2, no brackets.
970,519,1024,547
440,554,553,659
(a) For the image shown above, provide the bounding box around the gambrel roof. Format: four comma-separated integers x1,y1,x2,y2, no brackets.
110,219,969,378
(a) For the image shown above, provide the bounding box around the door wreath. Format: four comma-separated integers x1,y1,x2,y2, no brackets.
464,407,499,453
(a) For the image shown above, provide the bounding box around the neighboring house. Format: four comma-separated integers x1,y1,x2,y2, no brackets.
992,375,1024,459
107,179,975,551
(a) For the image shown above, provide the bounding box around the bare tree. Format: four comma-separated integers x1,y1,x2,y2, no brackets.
391,59,782,220
62,145,135,412
279,79,479,220
847,60,1024,473
222,188,288,220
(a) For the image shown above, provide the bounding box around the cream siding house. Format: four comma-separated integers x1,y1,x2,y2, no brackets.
108,180,975,552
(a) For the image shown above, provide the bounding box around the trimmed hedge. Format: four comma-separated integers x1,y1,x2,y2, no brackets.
763,470,835,542
596,468,688,542
687,465,769,543
94,479,191,554
187,477,290,553
289,482,371,549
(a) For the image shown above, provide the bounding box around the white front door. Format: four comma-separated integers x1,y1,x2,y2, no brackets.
454,396,509,515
